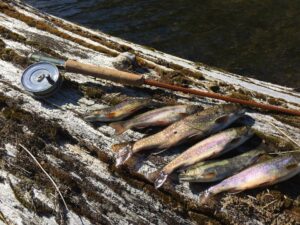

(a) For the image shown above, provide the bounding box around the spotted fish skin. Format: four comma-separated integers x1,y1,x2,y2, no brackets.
201,153,300,202
179,147,265,183
133,104,245,153
116,104,246,166
84,98,151,122
154,127,253,188
110,105,202,134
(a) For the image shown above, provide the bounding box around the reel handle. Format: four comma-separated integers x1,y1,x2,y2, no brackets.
65,60,144,86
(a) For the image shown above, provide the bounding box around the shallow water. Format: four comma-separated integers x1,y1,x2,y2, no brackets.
24,0,300,88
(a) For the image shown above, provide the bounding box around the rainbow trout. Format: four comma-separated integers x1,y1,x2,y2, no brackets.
115,104,246,167
179,147,265,183
154,127,253,188
110,105,202,134
84,98,151,122
201,153,300,203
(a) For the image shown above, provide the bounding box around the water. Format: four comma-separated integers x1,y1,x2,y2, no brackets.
24,0,300,88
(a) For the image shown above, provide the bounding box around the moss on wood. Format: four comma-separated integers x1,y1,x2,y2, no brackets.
272,114,300,129
0,2,118,57
253,130,297,152
0,25,27,42
8,179,35,211
0,44,27,68
229,91,253,101
0,39,6,49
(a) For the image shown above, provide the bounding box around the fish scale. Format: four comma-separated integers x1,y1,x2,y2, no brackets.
201,153,300,203
84,98,152,122
179,147,265,182
154,126,254,189
115,104,246,167
110,105,202,134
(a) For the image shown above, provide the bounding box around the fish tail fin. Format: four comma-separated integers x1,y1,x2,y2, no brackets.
199,190,213,204
115,143,133,167
154,171,169,189
110,121,128,135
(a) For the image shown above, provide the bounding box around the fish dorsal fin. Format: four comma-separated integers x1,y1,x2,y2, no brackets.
286,163,298,171
215,115,230,124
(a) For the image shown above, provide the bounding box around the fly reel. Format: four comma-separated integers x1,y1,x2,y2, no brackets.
19,53,300,116
21,62,63,97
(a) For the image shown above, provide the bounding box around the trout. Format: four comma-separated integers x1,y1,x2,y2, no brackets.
110,105,202,134
201,153,300,203
116,104,246,167
84,98,151,122
179,147,265,183
154,127,254,188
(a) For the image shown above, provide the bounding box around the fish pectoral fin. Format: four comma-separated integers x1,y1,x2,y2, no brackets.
154,120,168,126
151,148,168,155
106,112,116,119
179,113,189,117
203,172,217,180
228,190,243,195
187,132,202,140
229,137,242,145
285,163,298,170
110,121,127,135
257,181,275,188
214,115,230,124
184,122,204,131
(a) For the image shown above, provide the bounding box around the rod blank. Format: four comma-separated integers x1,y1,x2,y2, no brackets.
144,79,300,116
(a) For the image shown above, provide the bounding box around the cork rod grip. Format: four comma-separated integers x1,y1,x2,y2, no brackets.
65,60,144,86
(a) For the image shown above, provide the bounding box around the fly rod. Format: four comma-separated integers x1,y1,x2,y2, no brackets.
21,53,300,116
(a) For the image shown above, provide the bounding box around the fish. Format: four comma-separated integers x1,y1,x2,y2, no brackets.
154,126,254,189
109,105,202,134
84,98,152,122
200,153,300,203
115,104,246,167
179,147,265,183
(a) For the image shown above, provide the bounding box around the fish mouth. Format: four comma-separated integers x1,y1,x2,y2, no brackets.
179,173,212,182
115,144,133,167
84,115,97,122
178,172,192,181
178,176,193,182
224,104,246,117
154,172,168,189
84,114,109,122
178,175,198,182
237,108,247,116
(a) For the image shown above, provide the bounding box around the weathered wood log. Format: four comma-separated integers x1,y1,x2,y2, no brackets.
0,0,299,224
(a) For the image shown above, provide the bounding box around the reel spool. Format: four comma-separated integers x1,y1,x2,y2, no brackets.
21,62,63,97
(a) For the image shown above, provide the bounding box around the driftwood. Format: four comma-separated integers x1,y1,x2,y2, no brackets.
0,0,299,224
